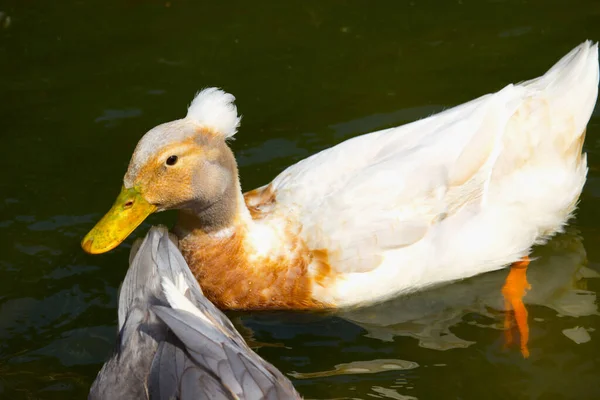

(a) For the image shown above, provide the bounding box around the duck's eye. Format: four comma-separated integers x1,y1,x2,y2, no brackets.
166,155,178,166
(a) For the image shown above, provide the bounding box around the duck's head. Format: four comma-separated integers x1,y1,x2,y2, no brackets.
82,88,241,254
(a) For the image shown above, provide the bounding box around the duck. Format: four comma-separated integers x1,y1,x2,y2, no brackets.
89,226,300,400
82,41,599,315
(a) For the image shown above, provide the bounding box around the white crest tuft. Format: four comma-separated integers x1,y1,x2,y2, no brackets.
186,87,241,138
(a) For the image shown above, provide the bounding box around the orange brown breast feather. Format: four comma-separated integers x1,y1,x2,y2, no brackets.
177,192,336,310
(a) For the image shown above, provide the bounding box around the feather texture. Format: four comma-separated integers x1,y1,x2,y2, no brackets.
89,226,300,399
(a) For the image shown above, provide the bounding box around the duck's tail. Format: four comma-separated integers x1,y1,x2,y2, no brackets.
489,41,598,182
524,41,599,162
153,280,301,400
485,42,599,242
527,41,598,129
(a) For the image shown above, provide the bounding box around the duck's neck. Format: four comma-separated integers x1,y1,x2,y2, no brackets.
174,177,251,241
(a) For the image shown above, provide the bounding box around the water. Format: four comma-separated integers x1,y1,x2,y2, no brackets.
2,1,600,398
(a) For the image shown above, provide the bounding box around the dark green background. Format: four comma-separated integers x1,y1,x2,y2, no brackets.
2,1,600,398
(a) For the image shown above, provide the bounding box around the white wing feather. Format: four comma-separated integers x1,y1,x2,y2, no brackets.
270,84,523,273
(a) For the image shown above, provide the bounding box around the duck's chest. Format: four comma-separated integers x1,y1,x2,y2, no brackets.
178,231,329,310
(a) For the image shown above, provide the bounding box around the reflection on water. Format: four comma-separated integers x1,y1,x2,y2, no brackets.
562,326,593,344
290,358,419,379
340,230,598,352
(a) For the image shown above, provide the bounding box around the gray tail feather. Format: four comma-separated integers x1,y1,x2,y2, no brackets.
111,226,301,399
152,305,300,400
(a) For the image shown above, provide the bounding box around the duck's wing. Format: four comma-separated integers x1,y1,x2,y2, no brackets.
152,278,301,400
263,84,524,273
261,41,598,275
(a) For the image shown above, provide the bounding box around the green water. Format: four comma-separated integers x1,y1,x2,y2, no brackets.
2,1,600,398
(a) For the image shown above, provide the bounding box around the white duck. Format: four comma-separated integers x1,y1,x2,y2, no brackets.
82,42,599,316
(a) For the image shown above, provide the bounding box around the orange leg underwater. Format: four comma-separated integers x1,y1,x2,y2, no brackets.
502,256,531,358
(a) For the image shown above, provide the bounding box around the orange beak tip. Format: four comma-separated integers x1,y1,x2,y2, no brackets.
81,238,93,253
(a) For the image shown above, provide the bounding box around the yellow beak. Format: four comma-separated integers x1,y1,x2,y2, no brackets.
81,186,157,254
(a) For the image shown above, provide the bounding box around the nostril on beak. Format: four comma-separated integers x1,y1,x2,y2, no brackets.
124,200,134,209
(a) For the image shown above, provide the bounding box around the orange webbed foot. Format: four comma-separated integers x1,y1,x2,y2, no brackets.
501,256,531,358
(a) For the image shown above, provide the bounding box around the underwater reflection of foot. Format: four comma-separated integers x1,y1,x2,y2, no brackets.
502,256,531,358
